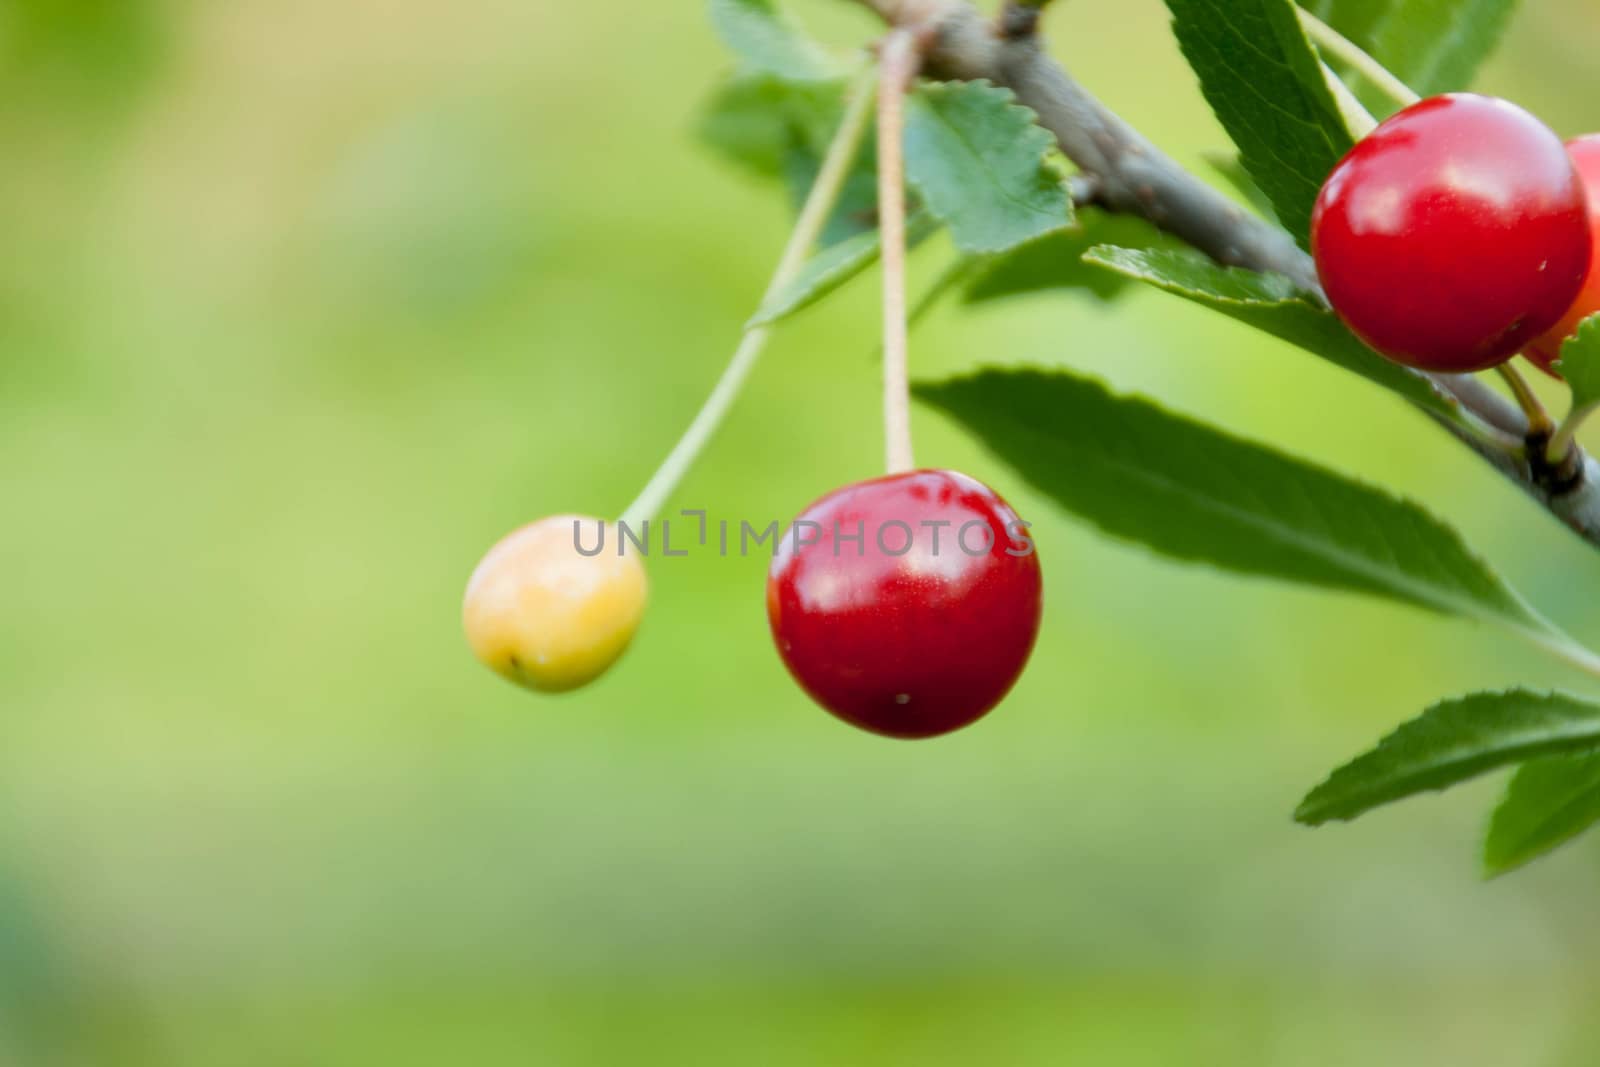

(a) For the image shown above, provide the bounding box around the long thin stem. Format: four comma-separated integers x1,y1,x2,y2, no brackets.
1317,60,1377,137
1521,624,1600,682
1549,403,1597,467
1296,8,1421,109
878,29,921,475
1497,363,1555,438
618,67,877,527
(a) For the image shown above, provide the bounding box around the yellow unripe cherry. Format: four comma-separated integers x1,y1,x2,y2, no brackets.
462,515,647,693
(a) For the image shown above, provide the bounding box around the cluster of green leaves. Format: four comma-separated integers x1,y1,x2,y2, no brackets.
702,0,1078,315
701,0,1600,876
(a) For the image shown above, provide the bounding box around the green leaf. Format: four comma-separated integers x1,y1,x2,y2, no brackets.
904,80,1074,255
1088,244,1296,302
1305,0,1519,98
1084,245,1452,416
698,75,879,247
915,368,1540,627
750,228,882,328
1165,0,1355,245
1556,313,1600,415
1484,750,1600,875
748,213,938,328
708,0,839,82
1295,690,1600,824
698,75,842,177
1202,151,1281,223
783,151,883,249
1370,0,1518,96
962,210,1172,306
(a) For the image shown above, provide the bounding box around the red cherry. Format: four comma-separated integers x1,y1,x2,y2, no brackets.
766,469,1043,739
1527,135,1600,373
1311,94,1591,372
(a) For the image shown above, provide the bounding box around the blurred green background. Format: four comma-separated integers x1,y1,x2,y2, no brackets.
5,1,1600,1063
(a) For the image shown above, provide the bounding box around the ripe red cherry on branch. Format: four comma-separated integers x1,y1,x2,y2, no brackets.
1311,93,1591,372
1527,135,1600,372
766,469,1043,739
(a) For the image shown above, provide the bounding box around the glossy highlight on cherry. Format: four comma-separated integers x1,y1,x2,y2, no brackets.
766,469,1044,740
1311,93,1591,372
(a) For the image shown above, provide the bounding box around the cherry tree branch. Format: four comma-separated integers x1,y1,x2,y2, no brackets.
848,0,1600,549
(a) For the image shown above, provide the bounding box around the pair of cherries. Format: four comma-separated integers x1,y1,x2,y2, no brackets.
1312,93,1600,373
463,471,1044,739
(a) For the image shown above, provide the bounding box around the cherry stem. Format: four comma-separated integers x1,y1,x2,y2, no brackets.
1549,404,1597,468
1296,8,1421,111
1496,362,1556,439
1316,59,1377,138
1516,606,1600,682
618,66,877,528
878,28,922,475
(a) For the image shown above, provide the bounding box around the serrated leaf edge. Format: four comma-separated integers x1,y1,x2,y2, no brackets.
904,79,1075,255
1295,689,1600,826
